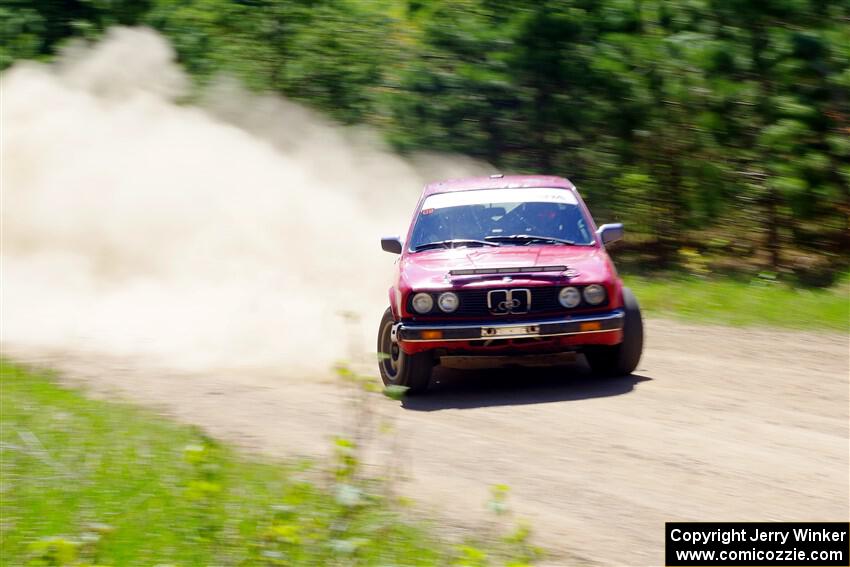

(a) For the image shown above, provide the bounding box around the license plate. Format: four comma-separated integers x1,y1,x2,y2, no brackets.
481,325,540,338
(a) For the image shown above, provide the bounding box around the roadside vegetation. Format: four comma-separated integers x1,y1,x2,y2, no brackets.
4,1,848,319
0,361,540,566
4,0,849,284
624,273,849,332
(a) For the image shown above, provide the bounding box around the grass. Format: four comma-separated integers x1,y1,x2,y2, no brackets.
0,361,539,566
623,274,849,332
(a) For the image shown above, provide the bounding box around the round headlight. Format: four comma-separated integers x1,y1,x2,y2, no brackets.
411,293,434,314
437,292,459,313
583,284,607,305
558,287,581,308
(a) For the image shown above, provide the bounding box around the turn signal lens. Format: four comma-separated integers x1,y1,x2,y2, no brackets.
420,330,443,340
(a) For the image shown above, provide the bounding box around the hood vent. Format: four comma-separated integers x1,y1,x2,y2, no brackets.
449,265,567,277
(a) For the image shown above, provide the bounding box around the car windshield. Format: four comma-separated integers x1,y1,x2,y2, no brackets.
409,187,594,251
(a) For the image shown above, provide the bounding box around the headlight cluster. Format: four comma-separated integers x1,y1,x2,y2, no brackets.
558,287,581,308
583,284,606,305
411,293,434,313
411,292,459,314
437,292,459,312
558,284,607,308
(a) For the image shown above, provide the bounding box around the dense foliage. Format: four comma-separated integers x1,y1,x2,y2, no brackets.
3,0,849,284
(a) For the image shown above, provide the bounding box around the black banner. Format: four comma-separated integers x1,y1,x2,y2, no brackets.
666,522,849,566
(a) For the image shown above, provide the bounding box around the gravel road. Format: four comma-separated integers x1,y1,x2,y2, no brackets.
9,319,849,566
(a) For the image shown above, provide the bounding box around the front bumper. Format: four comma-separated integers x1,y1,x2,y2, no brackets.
395,309,624,343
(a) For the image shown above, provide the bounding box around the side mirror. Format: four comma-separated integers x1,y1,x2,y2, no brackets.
381,236,403,254
596,223,624,247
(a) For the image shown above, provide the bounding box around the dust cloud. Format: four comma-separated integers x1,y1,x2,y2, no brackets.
1,27,489,374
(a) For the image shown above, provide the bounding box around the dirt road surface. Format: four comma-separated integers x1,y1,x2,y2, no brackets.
8,319,849,566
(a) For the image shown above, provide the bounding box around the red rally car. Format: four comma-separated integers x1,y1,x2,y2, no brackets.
377,174,643,393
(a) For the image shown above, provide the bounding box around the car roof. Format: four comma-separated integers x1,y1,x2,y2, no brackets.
422,174,575,198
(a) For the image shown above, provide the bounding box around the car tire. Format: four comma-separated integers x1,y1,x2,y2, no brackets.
585,287,643,377
377,308,433,394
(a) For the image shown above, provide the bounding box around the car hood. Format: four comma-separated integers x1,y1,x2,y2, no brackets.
399,245,613,289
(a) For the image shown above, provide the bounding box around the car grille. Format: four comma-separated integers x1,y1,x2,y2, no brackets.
408,285,607,319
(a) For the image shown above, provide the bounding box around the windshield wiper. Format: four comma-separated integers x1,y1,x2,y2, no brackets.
484,234,576,245
414,239,500,252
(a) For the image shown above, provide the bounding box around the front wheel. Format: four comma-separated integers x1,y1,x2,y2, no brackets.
377,308,433,394
585,287,643,377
